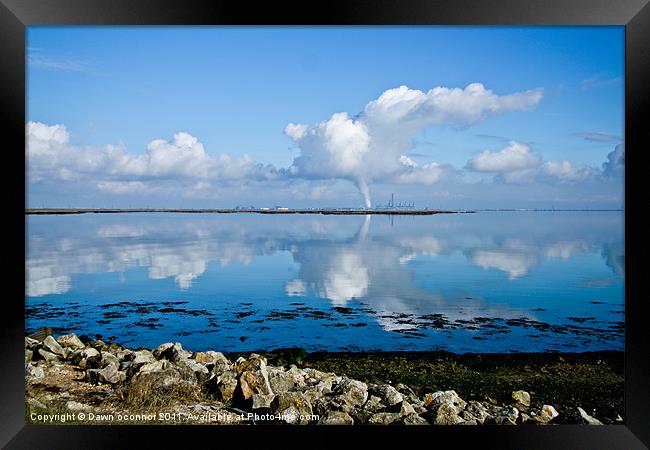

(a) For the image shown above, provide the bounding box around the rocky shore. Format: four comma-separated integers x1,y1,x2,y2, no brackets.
26,331,617,425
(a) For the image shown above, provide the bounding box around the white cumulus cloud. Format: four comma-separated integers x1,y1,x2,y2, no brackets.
26,122,279,195
465,141,541,173
285,83,543,206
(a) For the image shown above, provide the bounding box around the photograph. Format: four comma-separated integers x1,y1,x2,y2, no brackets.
22,24,629,428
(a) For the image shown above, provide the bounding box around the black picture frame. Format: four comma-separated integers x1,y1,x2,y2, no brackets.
2,0,648,448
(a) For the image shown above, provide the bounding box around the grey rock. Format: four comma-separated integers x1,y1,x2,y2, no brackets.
43,335,65,356
577,407,603,425
267,366,295,393
25,337,41,350
492,406,519,425
266,365,307,394
25,349,33,363
372,384,403,406
87,363,126,384
430,403,465,425
237,355,273,400
251,393,276,410
459,419,479,425
542,404,559,420
101,351,120,368
318,410,354,425
204,369,238,403
153,343,174,358
37,348,59,363
464,400,492,424
154,342,190,362
424,390,467,411
401,413,429,425
194,351,230,374
26,364,45,379
217,370,238,403
362,395,384,413
368,412,401,425
137,360,168,375
132,350,155,365
512,390,531,407
399,400,417,416
271,392,313,424
333,379,368,407
303,378,333,404
424,390,467,425
56,334,85,350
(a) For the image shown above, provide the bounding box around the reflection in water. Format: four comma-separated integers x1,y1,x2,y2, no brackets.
26,211,624,352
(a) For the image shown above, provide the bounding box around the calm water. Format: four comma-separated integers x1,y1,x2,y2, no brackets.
25,211,624,353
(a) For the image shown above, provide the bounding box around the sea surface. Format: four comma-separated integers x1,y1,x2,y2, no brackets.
25,211,624,353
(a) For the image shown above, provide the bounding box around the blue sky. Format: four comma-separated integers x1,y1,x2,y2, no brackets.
26,26,624,209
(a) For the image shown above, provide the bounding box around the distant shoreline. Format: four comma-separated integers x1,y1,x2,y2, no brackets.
25,208,466,216
24,208,623,216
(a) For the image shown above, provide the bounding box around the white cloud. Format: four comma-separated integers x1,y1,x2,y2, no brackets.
602,144,624,178
26,122,279,195
284,123,308,141
466,140,603,185
285,83,543,206
97,181,147,194
541,160,594,183
465,141,541,173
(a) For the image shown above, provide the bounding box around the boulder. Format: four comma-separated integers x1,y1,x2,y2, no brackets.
271,392,314,424
492,406,519,425
177,358,209,380
542,404,559,421
251,393,276,410
42,335,65,356
37,349,59,363
371,384,403,407
237,355,274,400
463,400,492,425
25,349,33,363
266,365,307,394
87,363,126,384
398,400,417,416
512,390,531,407
26,364,45,379
459,419,479,425
216,370,239,403
577,407,603,425
430,403,465,425
132,350,155,365
424,390,467,425
318,410,354,425
303,378,333,404
154,342,190,362
363,395,385,414
56,334,85,350
401,413,429,425
74,347,100,368
101,351,120,368
332,379,368,407
137,360,169,376
424,390,467,410
25,336,41,350
368,412,401,425
194,351,230,373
